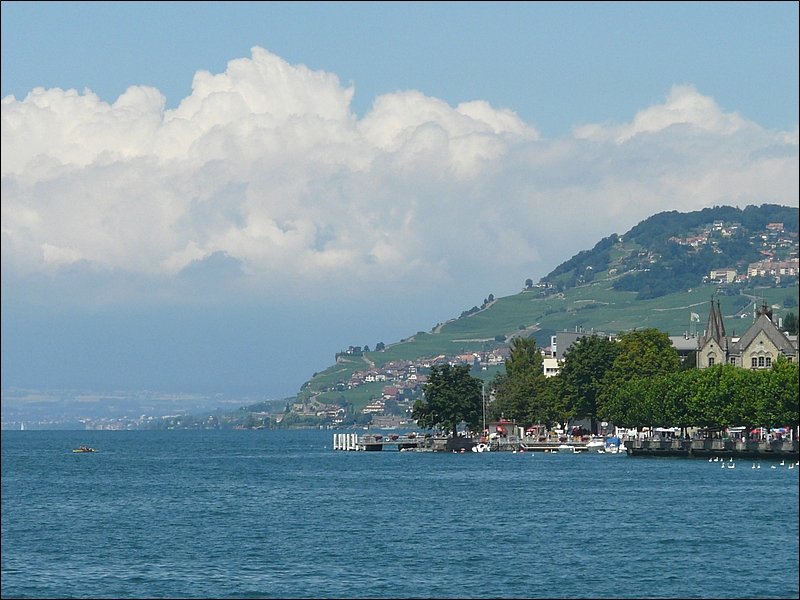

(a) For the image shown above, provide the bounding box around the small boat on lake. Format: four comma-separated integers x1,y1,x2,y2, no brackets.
72,445,97,453
604,436,626,454
586,437,606,453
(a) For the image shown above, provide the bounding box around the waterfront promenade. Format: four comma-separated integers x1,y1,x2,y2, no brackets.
333,432,592,453
333,431,800,460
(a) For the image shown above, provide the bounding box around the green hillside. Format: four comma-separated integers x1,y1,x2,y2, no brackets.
293,204,799,413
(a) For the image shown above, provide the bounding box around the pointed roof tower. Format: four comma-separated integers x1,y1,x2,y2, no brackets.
704,298,726,346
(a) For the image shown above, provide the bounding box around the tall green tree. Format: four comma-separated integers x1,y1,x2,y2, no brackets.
490,337,546,424
756,357,800,427
603,374,672,428
504,336,544,379
598,328,680,422
412,364,483,437
652,370,695,428
531,376,571,430
686,365,730,428
558,335,619,433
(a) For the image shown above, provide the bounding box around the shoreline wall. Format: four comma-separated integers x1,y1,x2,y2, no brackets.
626,438,799,460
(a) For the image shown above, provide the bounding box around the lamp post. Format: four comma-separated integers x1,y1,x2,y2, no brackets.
482,382,486,440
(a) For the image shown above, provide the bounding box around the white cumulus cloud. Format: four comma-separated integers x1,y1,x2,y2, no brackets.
2,48,797,311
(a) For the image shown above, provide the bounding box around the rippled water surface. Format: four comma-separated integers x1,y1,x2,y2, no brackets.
2,429,798,599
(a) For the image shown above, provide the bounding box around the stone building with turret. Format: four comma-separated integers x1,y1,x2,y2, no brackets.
696,300,797,369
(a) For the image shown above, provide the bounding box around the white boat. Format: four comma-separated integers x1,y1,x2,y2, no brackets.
558,444,574,453
472,442,490,453
586,437,606,453
604,436,627,455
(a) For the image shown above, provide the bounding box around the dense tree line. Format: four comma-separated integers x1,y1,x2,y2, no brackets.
602,360,798,430
411,328,798,436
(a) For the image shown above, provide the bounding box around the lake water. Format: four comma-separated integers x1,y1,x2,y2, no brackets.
2,429,798,599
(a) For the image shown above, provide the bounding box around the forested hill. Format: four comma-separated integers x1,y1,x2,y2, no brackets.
540,204,799,300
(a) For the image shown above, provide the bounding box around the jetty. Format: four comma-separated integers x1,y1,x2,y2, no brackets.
333,432,425,451
333,432,484,452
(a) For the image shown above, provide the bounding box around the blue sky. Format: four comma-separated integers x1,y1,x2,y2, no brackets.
3,2,798,135
1,1,798,405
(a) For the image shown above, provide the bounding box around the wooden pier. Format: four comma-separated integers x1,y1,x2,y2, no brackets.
332,432,423,451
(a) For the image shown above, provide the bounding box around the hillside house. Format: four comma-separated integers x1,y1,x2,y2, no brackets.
748,259,798,278
709,268,737,283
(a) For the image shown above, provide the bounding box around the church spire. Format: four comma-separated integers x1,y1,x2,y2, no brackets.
704,298,726,345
